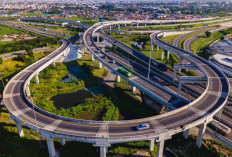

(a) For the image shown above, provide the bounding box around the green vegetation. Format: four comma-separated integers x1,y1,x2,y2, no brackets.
191,28,232,59
119,19,232,31
110,33,180,68
61,16,98,26
0,37,60,54
0,25,25,35
0,50,53,95
30,55,120,121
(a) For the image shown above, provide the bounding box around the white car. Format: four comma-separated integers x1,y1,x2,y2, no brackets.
136,123,150,131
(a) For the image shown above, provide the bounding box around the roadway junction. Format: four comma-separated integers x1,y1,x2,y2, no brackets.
2,18,230,157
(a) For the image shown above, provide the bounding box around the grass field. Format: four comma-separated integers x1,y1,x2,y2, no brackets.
0,25,29,36
191,31,224,59
119,19,232,31
110,33,180,68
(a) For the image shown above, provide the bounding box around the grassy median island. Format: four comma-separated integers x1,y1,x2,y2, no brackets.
30,54,158,121
191,27,232,59
110,33,180,68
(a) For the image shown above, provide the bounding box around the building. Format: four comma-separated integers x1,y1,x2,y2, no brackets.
209,54,232,77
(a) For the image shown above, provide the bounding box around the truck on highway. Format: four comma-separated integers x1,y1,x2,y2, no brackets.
118,67,131,77
157,63,169,72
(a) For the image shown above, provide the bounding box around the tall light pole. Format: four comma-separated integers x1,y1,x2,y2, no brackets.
148,49,152,80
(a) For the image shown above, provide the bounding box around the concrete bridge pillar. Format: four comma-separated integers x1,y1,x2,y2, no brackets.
102,47,106,53
125,23,127,27
196,123,207,148
157,46,159,52
52,60,55,67
99,62,103,69
26,84,31,97
101,28,104,33
60,138,66,146
131,86,136,93
35,74,39,84
150,42,154,51
46,138,56,157
161,49,164,60
15,121,24,137
167,51,170,60
116,75,121,82
118,24,120,30
92,54,95,61
183,129,189,139
177,82,182,95
173,69,177,82
145,23,147,27
100,146,107,157
137,23,139,29
109,25,112,34
149,139,155,151
156,140,165,157
97,36,100,43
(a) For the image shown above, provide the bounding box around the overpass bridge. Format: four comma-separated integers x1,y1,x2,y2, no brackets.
2,18,230,157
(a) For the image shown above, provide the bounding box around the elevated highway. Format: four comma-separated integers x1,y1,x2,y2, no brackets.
2,18,230,157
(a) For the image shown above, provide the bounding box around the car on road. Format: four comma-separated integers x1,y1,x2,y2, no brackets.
136,123,150,131
109,59,115,64
152,75,159,81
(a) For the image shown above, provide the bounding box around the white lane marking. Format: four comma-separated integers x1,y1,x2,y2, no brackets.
207,91,227,98
129,76,138,81
189,107,208,117
43,120,62,131
4,93,21,98
150,120,167,132
96,124,109,138
11,80,24,83
12,108,31,116
23,70,34,72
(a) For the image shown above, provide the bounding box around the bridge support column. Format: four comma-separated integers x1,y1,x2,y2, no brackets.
60,138,66,146
183,129,189,139
116,75,121,82
26,84,31,97
196,123,207,148
92,55,95,61
15,121,24,137
149,139,155,151
137,23,139,29
145,23,147,27
167,51,170,60
100,146,107,157
109,25,112,34
156,140,165,157
99,62,103,69
150,42,154,51
102,47,105,52
131,86,136,93
161,49,164,60
173,69,177,82
177,82,182,95
157,46,159,52
46,138,56,157
118,24,120,30
97,36,100,43
35,74,39,84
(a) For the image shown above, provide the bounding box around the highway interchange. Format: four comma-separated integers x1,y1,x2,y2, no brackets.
2,18,231,157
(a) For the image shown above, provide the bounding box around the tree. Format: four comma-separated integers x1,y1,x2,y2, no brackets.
205,31,211,38
25,46,34,58
0,57,3,65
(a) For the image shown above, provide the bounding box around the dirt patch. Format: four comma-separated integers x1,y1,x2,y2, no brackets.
133,150,151,157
